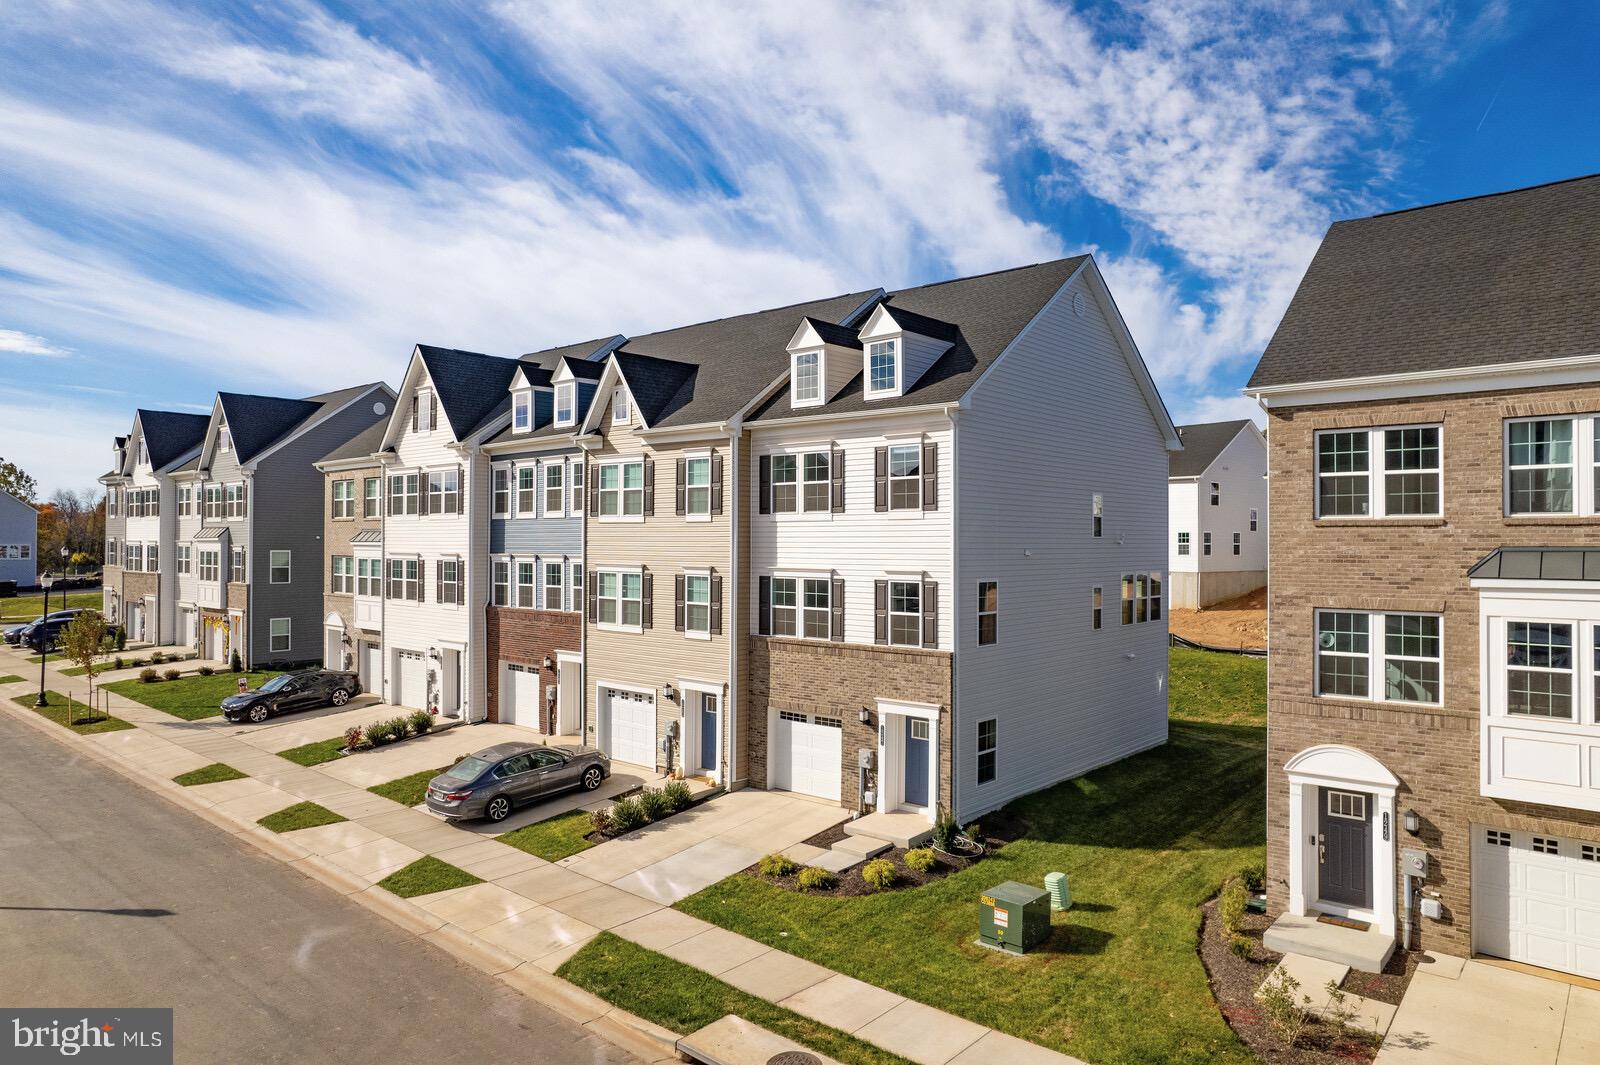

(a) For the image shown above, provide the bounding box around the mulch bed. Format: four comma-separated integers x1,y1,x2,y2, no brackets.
1198,898,1397,1065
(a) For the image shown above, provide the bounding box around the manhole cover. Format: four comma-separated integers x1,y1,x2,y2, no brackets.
768,1053,823,1065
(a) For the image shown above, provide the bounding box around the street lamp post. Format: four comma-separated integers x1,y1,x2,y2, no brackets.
35,573,55,708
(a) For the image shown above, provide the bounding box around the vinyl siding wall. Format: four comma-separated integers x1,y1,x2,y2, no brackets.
953,271,1171,822
0,492,35,588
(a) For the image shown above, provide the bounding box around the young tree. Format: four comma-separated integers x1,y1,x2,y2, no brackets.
60,610,108,721
0,458,38,504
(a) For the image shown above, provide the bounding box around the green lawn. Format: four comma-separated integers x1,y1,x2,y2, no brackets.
0,674,22,684
0,590,102,622
173,763,247,787
104,670,282,721
369,765,454,808
499,809,597,862
279,737,347,766
560,934,912,1065
258,802,346,833
672,648,1267,1065
376,856,482,898
11,691,134,734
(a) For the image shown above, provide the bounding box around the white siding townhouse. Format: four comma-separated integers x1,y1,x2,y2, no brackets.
1167,419,1268,609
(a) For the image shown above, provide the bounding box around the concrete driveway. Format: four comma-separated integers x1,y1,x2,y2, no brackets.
1377,956,1600,1065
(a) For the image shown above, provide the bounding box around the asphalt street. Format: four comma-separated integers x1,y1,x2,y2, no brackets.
0,709,639,1064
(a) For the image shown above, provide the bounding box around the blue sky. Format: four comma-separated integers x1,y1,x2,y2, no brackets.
0,0,1595,495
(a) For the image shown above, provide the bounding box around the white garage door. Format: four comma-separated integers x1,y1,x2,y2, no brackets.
394,650,426,709
599,687,655,767
1473,826,1600,979
771,711,842,802
502,663,542,730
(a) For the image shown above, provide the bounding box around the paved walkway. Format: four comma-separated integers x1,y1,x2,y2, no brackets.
2,653,1086,1065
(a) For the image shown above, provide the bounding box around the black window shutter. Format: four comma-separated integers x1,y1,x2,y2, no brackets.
831,577,845,641
454,465,463,514
641,569,654,628
675,458,686,516
241,485,248,518
430,392,438,432
758,455,772,515
874,447,888,512
419,474,431,516
387,478,395,516
758,575,771,636
414,562,424,602
711,451,724,514
874,579,888,644
587,570,598,622
644,457,655,516
710,573,723,634
589,467,600,516
411,400,418,433
922,579,938,648
674,573,686,632
922,442,938,511
831,447,845,513
435,561,443,604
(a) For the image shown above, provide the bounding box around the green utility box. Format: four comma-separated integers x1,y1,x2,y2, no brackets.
978,881,1051,954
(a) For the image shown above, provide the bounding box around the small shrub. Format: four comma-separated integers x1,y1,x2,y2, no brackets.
931,806,958,851
1241,861,1266,894
758,853,799,878
129,658,146,668
114,627,126,652
113,656,125,671
904,847,937,873
197,665,214,676
637,786,671,821
407,710,432,735
162,668,180,681
661,779,693,812
230,650,242,673
342,726,364,750
609,796,647,833
364,719,400,746
138,667,159,684
1257,968,1310,1047
1220,879,1248,935
149,651,164,665
796,866,836,892
1229,934,1255,960
862,858,897,890
589,807,613,836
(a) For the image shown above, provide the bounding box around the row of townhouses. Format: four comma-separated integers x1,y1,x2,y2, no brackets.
100,257,1181,824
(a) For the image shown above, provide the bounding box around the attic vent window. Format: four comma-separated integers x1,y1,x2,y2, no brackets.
217,427,231,452
554,383,575,427
793,351,821,404
1073,291,1088,317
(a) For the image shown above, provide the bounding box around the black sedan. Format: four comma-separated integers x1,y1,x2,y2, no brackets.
221,670,361,724
424,743,609,822
6,608,86,647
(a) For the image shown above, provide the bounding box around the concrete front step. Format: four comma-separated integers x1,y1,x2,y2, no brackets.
832,834,891,859
844,810,933,849
807,849,864,874
1263,913,1396,973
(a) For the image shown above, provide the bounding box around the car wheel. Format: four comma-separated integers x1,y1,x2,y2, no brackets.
484,796,512,823
247,704,270,724
581,766,603,791
331,688,349,706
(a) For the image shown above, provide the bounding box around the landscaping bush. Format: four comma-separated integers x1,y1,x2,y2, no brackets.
589,807,613,836
861,858,897,891
407,710,432,735
1240,861,1266,894
343,726,365,750
113,656,124,671
1256,968,1310,1047
162,668,180,681
796,867,835,892
1220,878,1248,935
758,853,798,878
1229,934,1254,960
637,786,671,821
114,626,126,652
904,847,937,873
366,717,409,745
138,667,159,684
149,651,164,665
661,779,693,812
197,665,214,676
609,796,647,833
129,658,146,668
230,650,242,673
931,805,959,851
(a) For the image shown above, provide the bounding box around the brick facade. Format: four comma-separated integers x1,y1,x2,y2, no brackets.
485,606,581,728
748,635,953,812
1266,380,1600,957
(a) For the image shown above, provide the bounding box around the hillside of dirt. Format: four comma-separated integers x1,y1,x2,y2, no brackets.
1170,587,1266,650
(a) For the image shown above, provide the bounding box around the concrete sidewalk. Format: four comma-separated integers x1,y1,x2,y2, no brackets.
1,654,1086,1065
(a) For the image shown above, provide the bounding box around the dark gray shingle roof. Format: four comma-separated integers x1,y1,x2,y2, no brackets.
415,345,521,440
801,317,863,349
1248,174,1600,389
135,410,210,470
1170,420,1254,479
1469,547,1600,582
218,383,382,463
318,419,387,466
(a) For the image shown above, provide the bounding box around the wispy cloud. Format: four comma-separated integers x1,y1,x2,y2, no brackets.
0,328,68,357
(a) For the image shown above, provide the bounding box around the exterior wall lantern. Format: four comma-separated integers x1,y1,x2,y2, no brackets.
662,682,678,703
1403,809,1420,835
858,707,872,726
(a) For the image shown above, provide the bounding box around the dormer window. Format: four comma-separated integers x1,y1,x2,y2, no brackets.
512,390,532,433
612,387,630,425
793,351,822,406
414,389,435,432
554,383,575,427
867,340,899,397
217,427,231,452
136,440,147,467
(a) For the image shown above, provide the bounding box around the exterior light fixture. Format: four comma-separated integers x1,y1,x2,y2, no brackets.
543,655,555,670
859,707,872,725
1404,809,1420,835
663,683,677,703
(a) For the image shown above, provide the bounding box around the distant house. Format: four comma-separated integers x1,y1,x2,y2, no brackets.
0,490,37,589
1167,419,1267,609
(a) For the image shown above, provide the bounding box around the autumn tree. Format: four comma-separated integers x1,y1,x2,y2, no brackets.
0,459,37,504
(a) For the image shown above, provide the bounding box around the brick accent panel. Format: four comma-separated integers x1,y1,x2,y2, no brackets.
1265,381,1600,957
485,606,581,728
748,636,953,811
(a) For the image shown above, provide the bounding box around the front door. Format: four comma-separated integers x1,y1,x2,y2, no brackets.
699,691,718,774
1318,788,1372,909
904,717,930,808
556,658,580,735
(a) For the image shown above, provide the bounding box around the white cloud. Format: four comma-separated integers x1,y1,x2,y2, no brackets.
1176,391,1267,430
0,396,125,494
0,329,68,357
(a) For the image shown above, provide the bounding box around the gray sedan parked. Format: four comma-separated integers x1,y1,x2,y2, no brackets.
424,742,609,823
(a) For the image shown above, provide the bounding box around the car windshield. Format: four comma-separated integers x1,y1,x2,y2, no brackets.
257,675,293,693
443,757,492,782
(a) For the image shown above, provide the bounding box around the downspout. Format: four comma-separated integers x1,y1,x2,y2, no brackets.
948,406,960,825
726,424,740,789
243,469,254,670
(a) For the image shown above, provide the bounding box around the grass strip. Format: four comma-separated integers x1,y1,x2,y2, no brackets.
11,691,133,734
377,856,483,898
173,763,248,787
257,801,346,833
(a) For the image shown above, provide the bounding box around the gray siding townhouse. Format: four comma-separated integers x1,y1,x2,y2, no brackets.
0,489,37,589
314,420,387,689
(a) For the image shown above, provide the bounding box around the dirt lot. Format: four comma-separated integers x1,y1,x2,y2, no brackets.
1170,588,1267,650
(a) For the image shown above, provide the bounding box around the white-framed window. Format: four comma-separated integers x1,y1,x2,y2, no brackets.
977,581,998,645
1314,610,1442,705
389,473,419,515
568,562,583,613
685,573,711,635
1250,508,1259,532
332,479,355,518
177,485,192,517
1091,586,1102,630
1120,573,1163,624
674,455,707,517
224,483,245,519
1177,531,1190,555
439,558,462,605
357,557,380,596
801,452,828,512
106,489,118,518
554,382,575,427
231,547,246,583
493,559,511,606
769,576,830,639
888,445,921,510
198,550,219,582
516,560,534,607
217,426,231,452
1507,620,1574,719
426,469,459,513
792,351,822,405
146,544,158,572
1092,493,1103,537
544,461,565,517
202,485,222,520
598,461,644,518
771,455,797,513
612,387,630,425
512,390,532,433
388,559,418,600
492,467,510,517
1203,532,1212,556
596,570,643,628
770,577,797,636
866,339,898,396
1316,425,1442,518
544,562,564,611
269,550,290,584
516,466,536,515
1210,482,1220,506
176,545,191,575
415,389,434,432
977,718,997,784
269,617,290,653
1505,416,1586,515
1232,532,1241,555
888,580,921,646
331,556,353,594
364,477,381,518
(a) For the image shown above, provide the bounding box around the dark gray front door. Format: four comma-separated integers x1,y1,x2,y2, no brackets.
1318,788,1372,909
